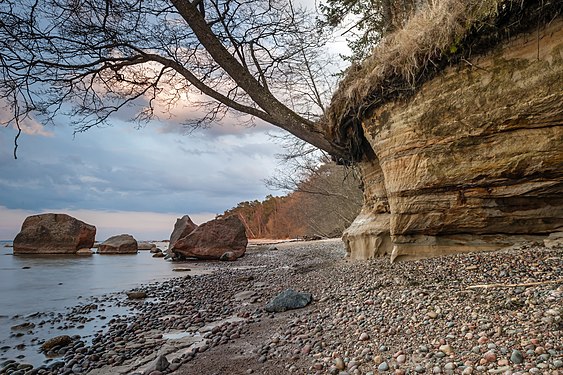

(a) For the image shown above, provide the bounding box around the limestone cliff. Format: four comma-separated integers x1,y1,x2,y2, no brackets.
341,15,563,260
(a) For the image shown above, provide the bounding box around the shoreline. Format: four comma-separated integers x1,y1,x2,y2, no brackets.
0,239,561,374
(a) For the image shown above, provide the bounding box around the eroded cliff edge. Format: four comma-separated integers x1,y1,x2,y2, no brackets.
343,18,563,260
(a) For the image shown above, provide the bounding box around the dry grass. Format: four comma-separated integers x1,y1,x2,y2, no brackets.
323,0,562,162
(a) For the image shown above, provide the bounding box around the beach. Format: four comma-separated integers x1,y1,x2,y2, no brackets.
0,239,561,374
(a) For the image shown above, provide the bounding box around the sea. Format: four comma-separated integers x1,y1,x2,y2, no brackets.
0,240,208,368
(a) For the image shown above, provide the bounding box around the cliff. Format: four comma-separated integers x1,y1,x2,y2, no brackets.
332,1,563,260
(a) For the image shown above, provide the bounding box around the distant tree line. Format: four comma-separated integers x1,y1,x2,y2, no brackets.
222,162,362,239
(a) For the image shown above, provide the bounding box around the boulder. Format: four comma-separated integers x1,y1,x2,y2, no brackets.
41,335,72,352
13,213,96,254
169,215,198,250
98,234,138,254
76,248,93,255
126,291,147,299
138,242,156,251
170,216,247,260
265,289,312,312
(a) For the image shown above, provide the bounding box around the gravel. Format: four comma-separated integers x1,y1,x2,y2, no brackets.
1,239,561,374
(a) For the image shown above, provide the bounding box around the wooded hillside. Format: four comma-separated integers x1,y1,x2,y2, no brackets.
222,162,362,239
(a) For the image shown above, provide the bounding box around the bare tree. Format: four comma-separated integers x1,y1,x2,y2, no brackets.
0,0,345,157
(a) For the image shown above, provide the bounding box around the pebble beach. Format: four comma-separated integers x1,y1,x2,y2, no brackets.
1,239,561,374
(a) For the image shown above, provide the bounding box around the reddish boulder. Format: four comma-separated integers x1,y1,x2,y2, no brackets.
13,213,96,254
169,215,198,250
171,216,247,260
98,234,138,254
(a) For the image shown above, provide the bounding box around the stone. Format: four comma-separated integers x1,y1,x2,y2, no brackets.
126,291,147,299
143,354,169,375
138,242,157,251
76,248,93,255
483,351,496,363
335,358,345,370
265,288,312,313
340,19,563,260
544,232,563,249
414,365,425,373
98,234,138,254
439,345,454,355
170,216,247,260
234,291,257,302
378,362,389,372
13,213,96,254
169,215,198,250
41,335,72,351
220,251,236,261
152,252,165,258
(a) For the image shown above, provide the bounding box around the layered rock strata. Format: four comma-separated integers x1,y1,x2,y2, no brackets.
344,19,563,260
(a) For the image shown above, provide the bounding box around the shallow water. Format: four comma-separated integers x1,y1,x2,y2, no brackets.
0,240,216,368
0,241,181,317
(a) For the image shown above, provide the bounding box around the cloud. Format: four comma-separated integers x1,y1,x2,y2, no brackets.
0,105,55,137
0,114,289,238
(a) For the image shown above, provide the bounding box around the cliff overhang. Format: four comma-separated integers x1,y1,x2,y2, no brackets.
329,0,563,260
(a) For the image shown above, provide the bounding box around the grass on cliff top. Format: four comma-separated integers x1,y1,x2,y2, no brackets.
323,0,562,162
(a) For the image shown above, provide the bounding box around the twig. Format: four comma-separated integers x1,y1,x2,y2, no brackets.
461,58,490,72
466,279,563,290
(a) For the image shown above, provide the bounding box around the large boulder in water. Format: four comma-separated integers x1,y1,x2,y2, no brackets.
13,213,96,254
170,216,247,260
169,215,198,250
98,234,138,254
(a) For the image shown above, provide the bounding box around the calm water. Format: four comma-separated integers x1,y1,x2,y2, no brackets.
0,240,213,367
0,241,180,317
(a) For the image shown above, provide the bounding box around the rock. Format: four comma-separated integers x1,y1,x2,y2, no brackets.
234,291,258,302
170,216,247,260
483,351,496,363
10,322,35,331
138,242,157,251
76,248,93,255
152,252,165,258
220,251,236,261
150,247,162,254
339,18,563,260
378,362,389,372
265,288,312,312
98,234,138,254
13,213,96,254
335,358,345,370
126,291,147,299
510,349,523,364
439,344,454,355
544,232,563,249
169,215,198,250
143,354,169,375
41,335,72,351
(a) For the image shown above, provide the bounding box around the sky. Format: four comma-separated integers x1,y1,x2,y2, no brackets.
0,0,352,242
0,115,290,241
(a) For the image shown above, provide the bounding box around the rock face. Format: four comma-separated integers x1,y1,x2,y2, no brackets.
345,20,563,260
13,213,96,254
170,216,247,260
169,215,198,250
98,234,138,254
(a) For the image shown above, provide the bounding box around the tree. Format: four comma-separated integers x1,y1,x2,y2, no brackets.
320,0,426,61
0,0,344,158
